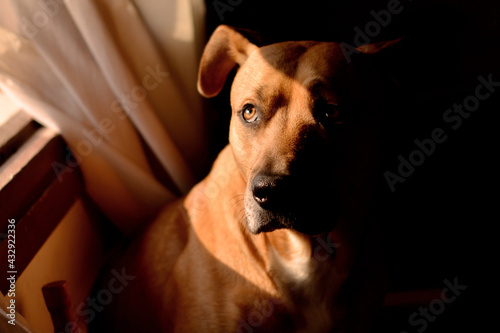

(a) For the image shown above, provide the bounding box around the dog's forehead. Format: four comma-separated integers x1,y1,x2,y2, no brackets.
233,41,352,100
252,42,349,79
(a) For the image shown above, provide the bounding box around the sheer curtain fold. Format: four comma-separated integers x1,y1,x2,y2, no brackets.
0,0,207,236
65,0,197,192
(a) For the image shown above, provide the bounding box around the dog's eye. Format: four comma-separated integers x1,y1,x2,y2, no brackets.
242,104,259,123
317,103,344,125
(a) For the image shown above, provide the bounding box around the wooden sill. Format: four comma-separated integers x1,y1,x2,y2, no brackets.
0,111,40,165
0,111,84,293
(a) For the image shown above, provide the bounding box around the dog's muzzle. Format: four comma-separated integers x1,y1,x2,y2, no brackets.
245,173,340,235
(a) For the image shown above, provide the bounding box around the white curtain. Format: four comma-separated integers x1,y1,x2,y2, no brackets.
0,0,207,235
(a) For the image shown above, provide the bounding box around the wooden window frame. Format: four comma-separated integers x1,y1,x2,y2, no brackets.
0,111,84,293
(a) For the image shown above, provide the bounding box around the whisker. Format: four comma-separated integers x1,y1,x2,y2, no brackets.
228,194,245,208
238,211,247,225
228,193,244,203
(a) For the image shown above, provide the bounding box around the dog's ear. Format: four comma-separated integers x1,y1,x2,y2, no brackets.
355,38,403,55
355,38,404,88
197,25,258,98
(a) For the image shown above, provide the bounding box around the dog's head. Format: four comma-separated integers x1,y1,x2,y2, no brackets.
198,25,398,236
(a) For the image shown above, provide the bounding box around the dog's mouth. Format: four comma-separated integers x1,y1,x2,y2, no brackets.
245,206,340,236
243,176,341,235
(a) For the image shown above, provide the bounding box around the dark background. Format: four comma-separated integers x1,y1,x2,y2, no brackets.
202,0,499,331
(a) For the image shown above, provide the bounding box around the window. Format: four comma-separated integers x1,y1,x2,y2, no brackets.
0,94,84,293
0,89,19,126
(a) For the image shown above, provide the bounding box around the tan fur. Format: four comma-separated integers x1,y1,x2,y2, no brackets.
99,25,396,332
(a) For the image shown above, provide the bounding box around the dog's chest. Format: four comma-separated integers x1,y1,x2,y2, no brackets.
268,242,343,332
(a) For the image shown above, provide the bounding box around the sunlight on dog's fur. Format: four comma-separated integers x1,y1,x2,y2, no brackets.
95,25,399,332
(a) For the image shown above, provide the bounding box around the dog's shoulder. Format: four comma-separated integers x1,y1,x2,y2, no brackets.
141,198,191,265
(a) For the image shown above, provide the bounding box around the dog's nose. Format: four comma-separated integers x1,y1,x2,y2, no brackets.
252,174,287,210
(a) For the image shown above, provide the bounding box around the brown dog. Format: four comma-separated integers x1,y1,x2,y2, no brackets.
97,25,398,332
